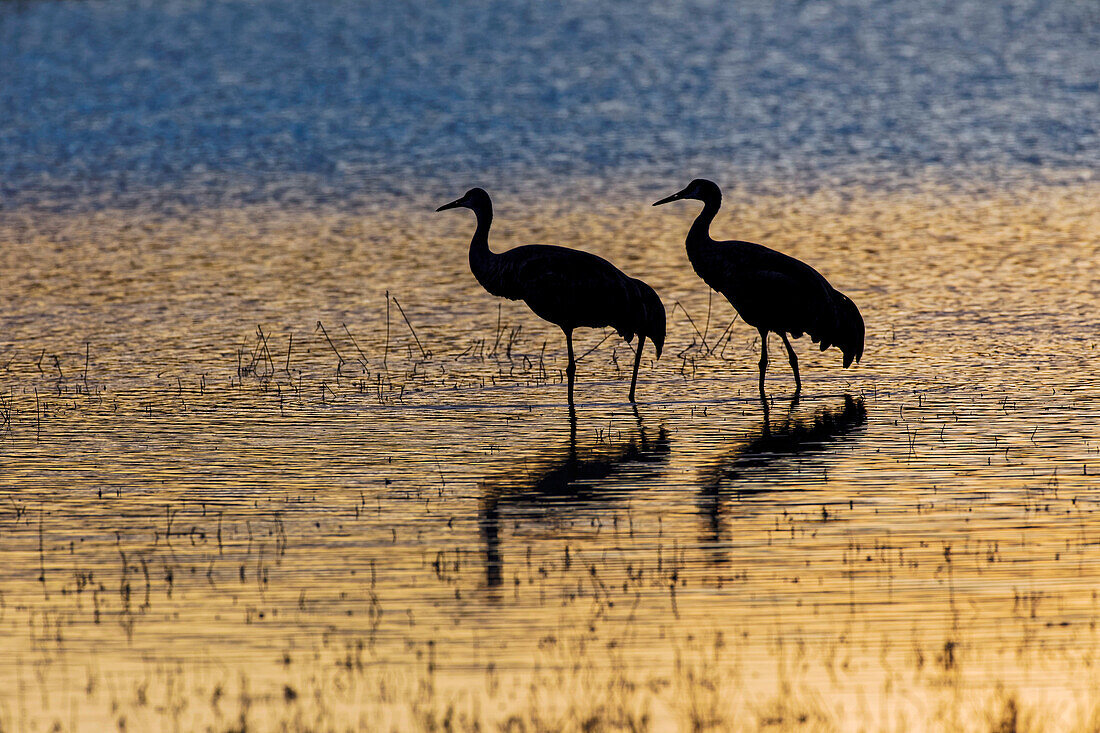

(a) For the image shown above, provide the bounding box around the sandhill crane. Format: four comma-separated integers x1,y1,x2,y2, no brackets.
438,188,665,404
654,179,863,400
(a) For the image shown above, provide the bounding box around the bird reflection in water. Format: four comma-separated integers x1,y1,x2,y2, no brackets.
698,395,867,564
479,408,671,588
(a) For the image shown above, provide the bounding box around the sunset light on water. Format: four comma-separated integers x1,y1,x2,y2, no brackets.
2,1,1099,730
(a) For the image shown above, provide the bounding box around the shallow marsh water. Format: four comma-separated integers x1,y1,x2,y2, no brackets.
2,183,1100,730
3,0,1100,730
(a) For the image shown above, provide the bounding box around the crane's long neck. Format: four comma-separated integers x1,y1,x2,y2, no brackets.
687,195,720,247
469,201,495,267
468,202,503,291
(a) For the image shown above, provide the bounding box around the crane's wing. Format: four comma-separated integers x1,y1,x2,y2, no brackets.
740,268,838,339
499,245,638,334
700,241,837,337
699,239,864,365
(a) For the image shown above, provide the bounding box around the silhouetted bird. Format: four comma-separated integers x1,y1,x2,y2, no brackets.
438,188,666,404
654,179,863,399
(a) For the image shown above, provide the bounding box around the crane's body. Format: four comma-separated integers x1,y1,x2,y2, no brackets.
654,179,863,399
438,188,665,405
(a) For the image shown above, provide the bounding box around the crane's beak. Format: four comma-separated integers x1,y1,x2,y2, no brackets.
436,198,464,212
652,191,684,206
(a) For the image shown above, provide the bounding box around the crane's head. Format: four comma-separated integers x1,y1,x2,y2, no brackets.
436,187,491,213
652,178,721,206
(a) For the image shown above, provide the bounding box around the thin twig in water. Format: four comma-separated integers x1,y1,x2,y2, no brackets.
82,342,90,390
315,321,347,373
489,303,503,357
505,325,521,360
391,296,430,359
577,332,614,362
256,326,276,377
673,301,711,353
342,323,370,369
702,290,712,347
384,291,391,371
0,390,11,432
710,316,740,357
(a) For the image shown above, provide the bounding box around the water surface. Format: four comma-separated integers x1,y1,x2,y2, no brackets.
2,0,1100,730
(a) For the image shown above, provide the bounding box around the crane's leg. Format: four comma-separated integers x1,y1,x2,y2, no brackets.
628,335,646,403
780,333,801,396
564,328,576,406
757,328,769,403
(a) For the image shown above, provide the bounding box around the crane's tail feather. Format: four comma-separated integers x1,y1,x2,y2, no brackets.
832,291,864,368
631,278,666,359
645,291,666,360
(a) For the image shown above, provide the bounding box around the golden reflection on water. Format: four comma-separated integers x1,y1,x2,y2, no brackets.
1,180,1100,730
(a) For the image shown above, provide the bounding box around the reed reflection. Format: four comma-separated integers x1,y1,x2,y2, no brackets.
699,395,867,563
479,408,671,587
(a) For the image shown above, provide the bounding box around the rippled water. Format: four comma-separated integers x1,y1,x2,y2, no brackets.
2,0,1100,730
3,0,1098,209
